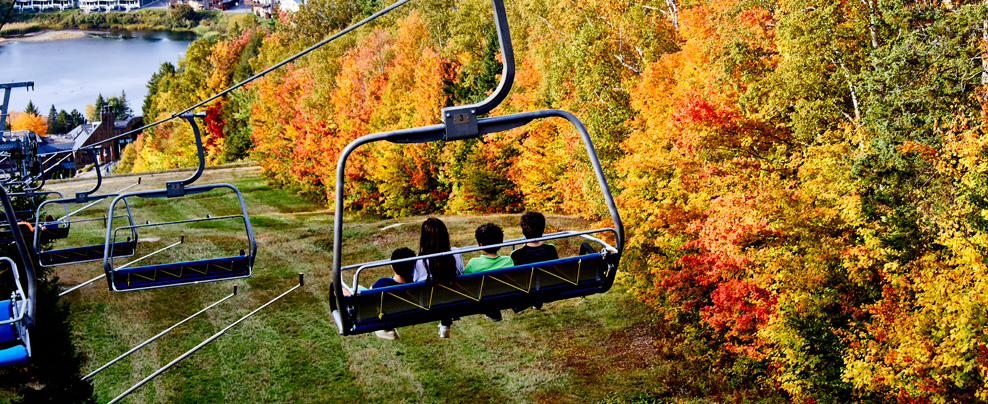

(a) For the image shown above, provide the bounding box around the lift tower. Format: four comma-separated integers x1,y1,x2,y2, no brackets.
0,82,35,130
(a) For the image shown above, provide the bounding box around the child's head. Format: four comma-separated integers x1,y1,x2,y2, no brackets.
520,211,546,239
390,247,416,280
475,223,504,254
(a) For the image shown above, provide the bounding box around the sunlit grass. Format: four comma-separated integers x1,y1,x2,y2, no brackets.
29,165,687,403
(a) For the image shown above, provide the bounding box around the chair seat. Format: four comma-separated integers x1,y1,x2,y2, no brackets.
42,224,69,239
112,255,251,291
0,345,28,367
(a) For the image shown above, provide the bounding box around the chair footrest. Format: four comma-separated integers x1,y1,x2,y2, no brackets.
41,241,135,266
112,256,251,291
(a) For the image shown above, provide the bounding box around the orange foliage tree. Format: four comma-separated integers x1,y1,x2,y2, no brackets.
136,0,988,400
10,112,47,135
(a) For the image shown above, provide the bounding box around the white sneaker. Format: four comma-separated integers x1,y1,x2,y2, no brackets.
374,329,398,340
438,324,450,338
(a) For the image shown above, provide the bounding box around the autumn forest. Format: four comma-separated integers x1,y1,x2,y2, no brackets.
113,0,988,402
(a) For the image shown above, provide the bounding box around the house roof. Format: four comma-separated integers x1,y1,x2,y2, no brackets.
67,123,97,151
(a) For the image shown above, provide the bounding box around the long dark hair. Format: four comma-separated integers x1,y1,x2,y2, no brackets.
420,217,457,283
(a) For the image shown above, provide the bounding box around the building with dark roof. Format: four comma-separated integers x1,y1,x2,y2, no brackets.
70,112,142,167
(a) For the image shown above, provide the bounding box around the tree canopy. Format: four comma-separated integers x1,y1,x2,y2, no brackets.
128,1,988,401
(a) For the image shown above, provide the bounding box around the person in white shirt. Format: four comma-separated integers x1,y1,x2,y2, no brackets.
415,217,463,338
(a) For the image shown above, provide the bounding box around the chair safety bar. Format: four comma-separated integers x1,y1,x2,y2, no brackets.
346,227,618,292
0,257,31,366
0,257,27,327
102,114,255,292
0,189,58,225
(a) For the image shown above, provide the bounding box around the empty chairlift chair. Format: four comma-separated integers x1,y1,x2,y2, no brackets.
34,149,138,267
102,113,256,292
0,187,38,366
329,0,623,336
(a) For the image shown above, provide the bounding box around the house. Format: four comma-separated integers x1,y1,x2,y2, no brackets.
278,0,298,12
245,0,272,17
13,0,73,11
174,0,236,11
77,0,147,12
69,111,142,167
37,132,76,179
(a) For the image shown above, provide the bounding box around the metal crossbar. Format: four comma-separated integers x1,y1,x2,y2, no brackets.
60,180,140,221
83,286,237,380
347,228,616,291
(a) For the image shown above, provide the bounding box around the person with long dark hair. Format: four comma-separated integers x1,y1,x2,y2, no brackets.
414,217,463,338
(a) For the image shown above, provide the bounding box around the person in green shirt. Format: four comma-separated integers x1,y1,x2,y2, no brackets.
464,223,513,322
464,223,514,274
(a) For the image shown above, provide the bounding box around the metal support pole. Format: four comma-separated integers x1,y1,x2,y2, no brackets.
0,82,33,131
83,286,238,380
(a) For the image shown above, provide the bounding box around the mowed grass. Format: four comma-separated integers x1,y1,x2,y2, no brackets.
29,165,683,404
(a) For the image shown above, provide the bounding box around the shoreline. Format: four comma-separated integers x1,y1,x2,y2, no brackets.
0,29,92,43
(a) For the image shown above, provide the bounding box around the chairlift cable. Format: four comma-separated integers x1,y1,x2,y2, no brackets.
106,275,303,404
38,152,71,178
82,286,237,381
57,178,141,221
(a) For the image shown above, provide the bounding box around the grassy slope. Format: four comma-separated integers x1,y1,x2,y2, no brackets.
25,166,689,404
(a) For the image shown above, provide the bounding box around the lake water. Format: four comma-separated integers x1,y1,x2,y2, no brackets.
0,30,195,115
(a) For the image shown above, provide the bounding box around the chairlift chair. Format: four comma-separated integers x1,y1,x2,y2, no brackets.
329,0,624,336
0,187,38,366
0,176,64,244
17,160,72,240
102,113,256,292
34,149,138,267
11,190,68,243
0,257,32,366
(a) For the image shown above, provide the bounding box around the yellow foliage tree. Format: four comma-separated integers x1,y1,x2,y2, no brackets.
10,111,48,135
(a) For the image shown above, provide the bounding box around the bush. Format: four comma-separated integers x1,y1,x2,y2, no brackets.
0,24,41,37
